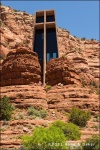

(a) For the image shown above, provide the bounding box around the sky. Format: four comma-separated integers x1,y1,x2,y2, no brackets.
1,1,99,41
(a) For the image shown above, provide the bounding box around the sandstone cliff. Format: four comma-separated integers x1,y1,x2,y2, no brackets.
0,5,99,149
1,5,99,85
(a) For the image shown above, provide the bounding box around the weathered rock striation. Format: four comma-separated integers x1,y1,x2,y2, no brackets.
0,5,34,57
47,85,99,114
1,84,48,109
46,57,80,85
57,28,99,84
1,47,41,86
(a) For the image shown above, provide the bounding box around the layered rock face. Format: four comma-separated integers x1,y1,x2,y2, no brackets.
47,85,99,114
0,5,34,57
0,5,99,85
0,4,99,112
1,85,48,109
57,28,99,84
46,57,80,85
1,47,41,86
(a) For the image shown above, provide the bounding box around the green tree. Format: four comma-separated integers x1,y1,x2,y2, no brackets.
22,126,67,150
81,37,86,41
0,95,14,120
69,107,91,127
50,120,81,140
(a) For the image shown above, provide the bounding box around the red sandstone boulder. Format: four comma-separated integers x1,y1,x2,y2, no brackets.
46,57,80,85
0,47,41,86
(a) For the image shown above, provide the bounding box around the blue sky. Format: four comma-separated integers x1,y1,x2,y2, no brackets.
1,1,99,40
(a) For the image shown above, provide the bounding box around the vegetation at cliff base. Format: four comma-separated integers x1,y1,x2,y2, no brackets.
22,126,67,150
22,120,82,150
50,120,81,140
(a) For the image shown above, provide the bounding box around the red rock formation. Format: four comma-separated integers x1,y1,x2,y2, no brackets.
0,5,99,85
1,84,48,109
46,57,80,85
0,5,99,149
47,85,99,114
57,28,99,84
1,47,41,86
0,5,34,58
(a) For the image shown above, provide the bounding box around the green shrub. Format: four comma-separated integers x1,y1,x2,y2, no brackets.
89,81,98,88
0,55,5,60
50,120,81,140
96,89,100,95
5,41,9,49
0,21,4,26
27,107,47,118
28,107,39,117
40,109,47,118
22,126,67,150
46,85,52,90
14,9,21,12
81,37,86,41
74,35,77,38
63,123,81,140
69,107,91,127
23,39,29,45
14,9,18,12
91,38,94,41
81,135,99,150
50,120,66,130
94,114,99,122
0,95,14,120
62,54,66,58
81,78,85,87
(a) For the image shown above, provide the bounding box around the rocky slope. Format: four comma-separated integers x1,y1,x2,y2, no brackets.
0,4,99,149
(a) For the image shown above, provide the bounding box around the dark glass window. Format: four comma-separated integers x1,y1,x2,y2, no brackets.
46,28,58,62
34,29,44,61
47,53,50,62
36,16,44,23
53,53,57,58
46,15,55,22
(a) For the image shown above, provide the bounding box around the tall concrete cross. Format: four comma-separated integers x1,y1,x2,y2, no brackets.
33,10,59,86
